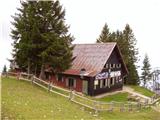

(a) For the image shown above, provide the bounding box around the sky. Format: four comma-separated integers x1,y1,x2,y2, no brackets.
0,0,160,74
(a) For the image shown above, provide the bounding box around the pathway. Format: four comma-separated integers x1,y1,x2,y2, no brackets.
95,86,152,103
94,89,124,98
123,86,151,102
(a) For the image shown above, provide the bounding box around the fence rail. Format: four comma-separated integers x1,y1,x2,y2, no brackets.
71,91,148,112
5,72,159,112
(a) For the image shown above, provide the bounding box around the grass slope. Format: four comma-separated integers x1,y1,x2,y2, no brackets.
129,85,155,97
1,77,95,120
1,77,160,120
97,92,129,102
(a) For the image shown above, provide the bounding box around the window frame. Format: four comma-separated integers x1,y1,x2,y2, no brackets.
57,74,63,82
68,77,76,88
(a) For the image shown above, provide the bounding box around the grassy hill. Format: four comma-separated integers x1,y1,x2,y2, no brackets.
1,77,160,120
97,92,129,102
129,85,155,97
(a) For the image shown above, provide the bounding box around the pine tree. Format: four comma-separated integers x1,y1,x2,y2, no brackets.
96,23,139,85
122,24,139,85
141,54,151,87
96,23,113,43
11,1,38,74
11,1,74,79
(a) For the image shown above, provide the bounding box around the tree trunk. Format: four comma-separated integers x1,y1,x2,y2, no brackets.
34,64,37,76
39,64,45,80
27,59,31,75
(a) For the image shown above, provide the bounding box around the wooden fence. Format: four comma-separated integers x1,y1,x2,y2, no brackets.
5,72,158,112
71,91,150,112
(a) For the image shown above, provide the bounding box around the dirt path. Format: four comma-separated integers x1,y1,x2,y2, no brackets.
95,86,152,103
123,86,151,102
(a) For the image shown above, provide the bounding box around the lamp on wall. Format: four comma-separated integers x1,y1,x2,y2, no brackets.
80,68,86,79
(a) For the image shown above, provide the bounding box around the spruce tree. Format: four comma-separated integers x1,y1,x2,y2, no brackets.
96,23,139,85
96,23,113,43
11,0,74,79
141,54,151,87
122,24,139,85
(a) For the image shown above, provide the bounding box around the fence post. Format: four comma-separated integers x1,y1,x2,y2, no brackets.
19,73,22,80
69,90,74,100
17,72,20,80
128,103,132,112
48,82,51,92
120,103,125,112
69,90,71,100
144,99,149,108
5,72,8,78
137,102,141,111
72,90,75,100
27,73,29,80
93,101,98,114
108,102,113,112
31,76,34,85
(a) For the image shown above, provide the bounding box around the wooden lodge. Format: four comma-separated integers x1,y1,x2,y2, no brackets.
49,43,128,96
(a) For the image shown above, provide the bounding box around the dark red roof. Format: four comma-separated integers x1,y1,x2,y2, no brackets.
63,43,120,77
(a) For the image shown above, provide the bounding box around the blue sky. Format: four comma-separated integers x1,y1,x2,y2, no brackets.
1,0,160,74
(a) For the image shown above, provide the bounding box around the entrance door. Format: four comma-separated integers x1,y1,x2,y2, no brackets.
82,80,88,94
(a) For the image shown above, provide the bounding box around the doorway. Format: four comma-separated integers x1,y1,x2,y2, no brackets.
82,80,88,94
68,78,74,88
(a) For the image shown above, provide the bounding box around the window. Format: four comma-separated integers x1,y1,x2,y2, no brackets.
116,77,119,83
110,64,112,68
57,74,63,82
45,72,51,80
100,80,103,88
94,80,99,89
110,64,115,68
116,64,119,68
110,77,115,86
103,79,106,87
68,78,76,88
99,79,108,88
118,64,121,68
113,64,115,68
105,79,108,87
108,78,110,88
105,64,108,68
118,76,122,82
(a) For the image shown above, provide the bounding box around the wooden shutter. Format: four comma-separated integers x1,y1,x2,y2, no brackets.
100,80,103,88
108,78,110,88
105,79,108,87
66,78,68,87
62,77,64,82
113,78,115,85
73,79,76,88
56,75,58,81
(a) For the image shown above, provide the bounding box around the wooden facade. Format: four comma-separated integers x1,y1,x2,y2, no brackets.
50,43,128,96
